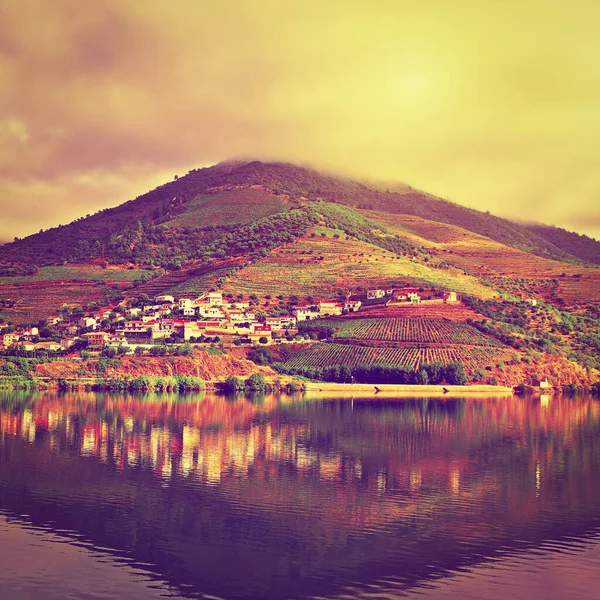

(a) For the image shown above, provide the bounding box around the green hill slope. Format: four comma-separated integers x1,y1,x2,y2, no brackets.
524,224,600,265
1,160,593,269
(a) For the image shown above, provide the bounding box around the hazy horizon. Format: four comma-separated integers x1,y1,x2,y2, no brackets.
1,0,599,242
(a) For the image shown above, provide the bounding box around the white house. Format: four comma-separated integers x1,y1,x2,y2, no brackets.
83,331,110,349
198,306,225,319
143,304,162,312
280,315,297,329
155,294,175,304
228,311,246,322
1,332,21,347
266,315,298,330
397,288,421,303
179,298,193,311
265,317,283,330
344,300,362,312
443,291,458,303
34,341,61,352
60,338,77,350
198,292,223,306
294,306,318,322
367,289,385,300
78,317,97,330
318,301,343,317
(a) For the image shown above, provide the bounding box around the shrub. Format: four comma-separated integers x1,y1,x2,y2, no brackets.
514,383,530,395
562,383,581,395
423,362,445,385
413,369,429,385
285,380,301,393
248,347,273,365
472,368,487,382
223,375,245,393
444,362,467,385
246,372,268,391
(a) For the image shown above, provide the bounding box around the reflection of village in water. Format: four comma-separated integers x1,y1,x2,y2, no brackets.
1,391,600,599
2,392,599,501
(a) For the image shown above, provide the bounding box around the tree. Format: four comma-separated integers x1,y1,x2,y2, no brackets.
413,369,429,385
223,376,244,393
424,362,445,384
249,347,273,365
246,372,267,391
258,336,268,344
444,362,467,385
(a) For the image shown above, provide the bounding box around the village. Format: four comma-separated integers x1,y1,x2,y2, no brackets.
0,286,459,355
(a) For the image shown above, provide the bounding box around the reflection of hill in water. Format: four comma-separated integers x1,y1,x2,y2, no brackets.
0,392,599,599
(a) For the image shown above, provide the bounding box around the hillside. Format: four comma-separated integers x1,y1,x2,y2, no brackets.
361,211,600,306
2,160,598,271
271,313,596,387
220,230,496,300
0,159,599,389
525,224,600,265
30,350,276,383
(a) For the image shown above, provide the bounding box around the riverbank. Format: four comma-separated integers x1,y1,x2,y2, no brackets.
303,382,513,398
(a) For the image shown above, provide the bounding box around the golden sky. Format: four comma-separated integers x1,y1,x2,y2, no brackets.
1,0,599,242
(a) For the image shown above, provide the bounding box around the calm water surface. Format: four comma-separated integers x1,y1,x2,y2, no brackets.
0,391,599,599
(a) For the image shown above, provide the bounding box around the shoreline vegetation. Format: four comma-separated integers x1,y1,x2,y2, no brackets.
0,374,598,399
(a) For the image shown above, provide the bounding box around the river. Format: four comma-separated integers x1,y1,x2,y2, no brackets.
0,390,599,599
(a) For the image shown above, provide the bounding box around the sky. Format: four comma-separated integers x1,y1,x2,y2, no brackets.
1,0,599,242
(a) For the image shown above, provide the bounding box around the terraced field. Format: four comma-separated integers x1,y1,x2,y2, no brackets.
222,235,498,299
165,267,233,296
325,318,503,346
361,211,482,246
131,259,246,297
0,281,122,324
284,343,514,371
363,210,600,305
349,303,483,321
166,187,289,229
0,265,154,285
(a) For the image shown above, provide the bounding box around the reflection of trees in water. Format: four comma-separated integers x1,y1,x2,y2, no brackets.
0,392,599,491
0,392,600,599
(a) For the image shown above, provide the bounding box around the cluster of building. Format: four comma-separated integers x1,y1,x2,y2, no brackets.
0,286,460,353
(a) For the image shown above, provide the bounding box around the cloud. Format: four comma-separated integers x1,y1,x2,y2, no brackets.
0,0,599,241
